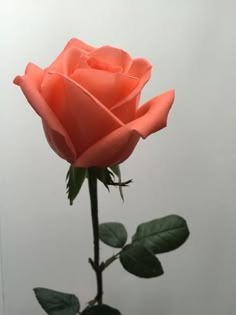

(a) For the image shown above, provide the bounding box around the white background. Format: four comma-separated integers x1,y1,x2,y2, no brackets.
1,1,236,314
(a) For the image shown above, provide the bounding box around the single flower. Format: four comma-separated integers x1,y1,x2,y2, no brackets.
14,38,174,167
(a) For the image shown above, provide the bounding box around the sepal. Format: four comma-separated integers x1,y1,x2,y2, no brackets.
66,165,87,205
91,165,132,201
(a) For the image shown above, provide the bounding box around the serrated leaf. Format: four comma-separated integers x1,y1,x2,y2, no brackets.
132,215,189,254
33,287,80,315
109,165,124,201
99,222,127,248
82,304,121,315
66,166,87,205
119,243,164,278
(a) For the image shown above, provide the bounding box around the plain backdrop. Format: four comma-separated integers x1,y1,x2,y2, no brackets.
0,1,236,314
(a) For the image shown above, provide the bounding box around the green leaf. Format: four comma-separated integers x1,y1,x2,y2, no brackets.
99,222,128,248
82,304,121,315
132,215,190,254
66,166,87,205
109,165,124,201
33,287,80,315
119,243,164,278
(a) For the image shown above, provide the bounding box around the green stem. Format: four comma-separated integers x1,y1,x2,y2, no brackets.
88,168,103,305
102,251,122,270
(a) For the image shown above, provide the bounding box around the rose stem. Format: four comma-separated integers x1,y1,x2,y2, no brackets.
88,168,103,305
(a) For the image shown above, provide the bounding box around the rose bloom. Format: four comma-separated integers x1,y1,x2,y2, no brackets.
14,38,174,167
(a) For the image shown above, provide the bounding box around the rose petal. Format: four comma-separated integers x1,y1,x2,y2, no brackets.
45,46,90,77
70,69,138,109
66,38,95,53
128,90,175,138
42,121,76,162
73,126,140,167
73,90,174,167
47,38,94,70
109,59,152,122
44,38,94,78
111,94,140,123
89,46,133,73
13,63,76,162
128,58,152,79
43,72,124,156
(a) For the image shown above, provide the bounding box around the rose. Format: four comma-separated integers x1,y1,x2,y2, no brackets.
14,38,174,167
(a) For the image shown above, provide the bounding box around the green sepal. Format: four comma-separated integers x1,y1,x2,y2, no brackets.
91,166,132,201
82,304,121,315
109,165,120,177
132,215,189,254
109,165,124,201
119,243,164,278
33,287,80,315
92,167,114,190
66,166,87,205
99,222,128,248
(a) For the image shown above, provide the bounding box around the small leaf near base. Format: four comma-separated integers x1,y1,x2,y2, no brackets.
33,287,80,315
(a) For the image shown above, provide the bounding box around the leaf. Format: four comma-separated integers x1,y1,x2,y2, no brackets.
82,304,121,315
119,243,164,278
66,166,87,205
99,222,128,248
33,287,80,315
109,165,124,201
132,215,190,254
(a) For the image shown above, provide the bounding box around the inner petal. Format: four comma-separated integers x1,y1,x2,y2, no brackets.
46,46,89,76
70,68,138,109
87,57,122,73
89,45,133,73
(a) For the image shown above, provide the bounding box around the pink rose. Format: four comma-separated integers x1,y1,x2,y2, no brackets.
14,38,174,167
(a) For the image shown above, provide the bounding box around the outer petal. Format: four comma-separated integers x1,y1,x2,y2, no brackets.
88,46,133,72
42,121,77,162
40,45,92,115
73,90,174,167
13,63,76,162
73,127,140,167
70,68,138,109
111,94,141,123
129,90,175,138
127,58,152,79
42,72,124,156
